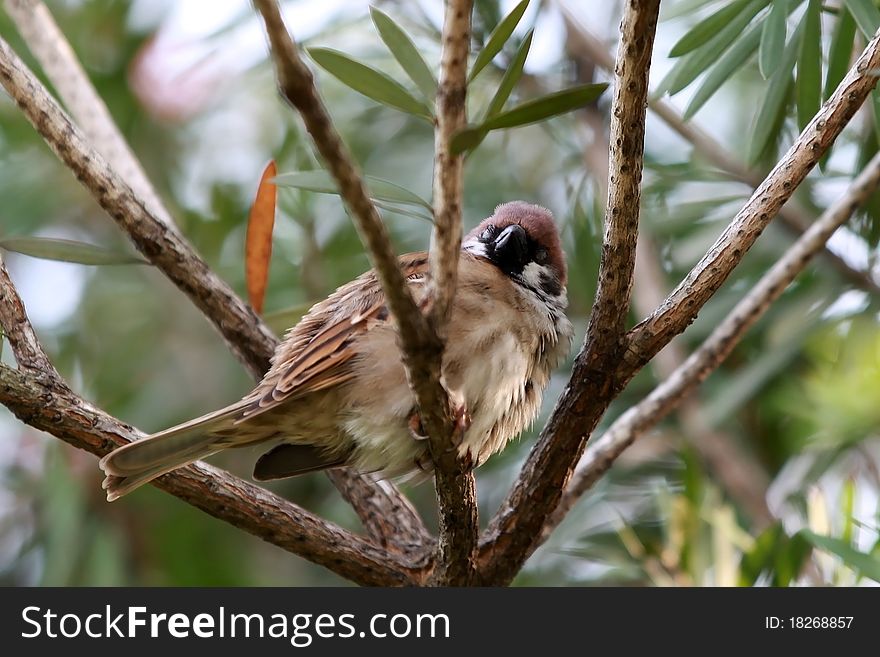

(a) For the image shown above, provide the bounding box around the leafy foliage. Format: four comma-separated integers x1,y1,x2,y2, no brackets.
0,0,877,587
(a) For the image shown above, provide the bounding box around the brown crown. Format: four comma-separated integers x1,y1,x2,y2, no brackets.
466,201,567,286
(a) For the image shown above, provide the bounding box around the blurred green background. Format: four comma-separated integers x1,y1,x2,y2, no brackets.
0,0,878,586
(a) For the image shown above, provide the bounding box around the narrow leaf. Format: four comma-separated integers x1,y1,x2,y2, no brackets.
760,0,787,78
245,160,277,315
670,0,753,57
748,19,803,164
450,127,488,155
483,83,608,129
308,47,431,118
485,30,534,119
451,83,608,155
370,8,437,104
469,0,530,82
843,0,880,37
658,0,768,96
0,237,148,265
797,0,822,131
800,530,880,582
273,170,433,211
685,19,763,119
824,7,857,101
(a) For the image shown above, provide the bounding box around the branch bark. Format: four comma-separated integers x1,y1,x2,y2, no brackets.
0,258,424,585
479,11,880,587
0,365,421,586
477,0,662,586
0,32,428,554
3,0,178,231
425,0,478,586
624,28,880,375
252,0,480,584
559,8,880,297
551,150,880,523
0,34,275,379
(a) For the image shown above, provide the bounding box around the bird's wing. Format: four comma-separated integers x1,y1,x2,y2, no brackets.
237,252,430,422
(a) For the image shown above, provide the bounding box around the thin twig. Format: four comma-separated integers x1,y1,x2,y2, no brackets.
0,255,61,381
586,0,658,351
253,0,476,581
559,8,880,297
425,0,478,586
631,236,774,527
624,28,880,375
477,0,662,586
552,150,880,522
3,0,177,230
0,34,427,552
429,0,471,328
0,34,275,379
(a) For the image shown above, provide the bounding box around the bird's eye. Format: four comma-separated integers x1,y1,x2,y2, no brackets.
480,225,498,241
535,248,549,265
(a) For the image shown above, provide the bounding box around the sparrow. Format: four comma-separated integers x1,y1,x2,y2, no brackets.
100,201,573,500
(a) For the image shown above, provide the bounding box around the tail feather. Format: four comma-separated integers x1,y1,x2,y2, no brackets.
100,405,244,501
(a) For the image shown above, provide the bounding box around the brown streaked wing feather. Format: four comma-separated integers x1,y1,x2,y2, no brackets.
238,252,430,422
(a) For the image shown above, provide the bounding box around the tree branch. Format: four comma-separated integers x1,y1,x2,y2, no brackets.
631,236,773,527
586,0,658,350
560,9,880,298
0,364,422,586
623,28,880,375
479,11,880,588
425,0,478,586
0,259,425,585
551,150,880,524
477,0,662,586
0,34,275,379
253,0,481,584
0,256,60,381
0,33,428,554
3,0,178,231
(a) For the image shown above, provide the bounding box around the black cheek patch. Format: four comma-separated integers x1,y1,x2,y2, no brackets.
539,271,562,297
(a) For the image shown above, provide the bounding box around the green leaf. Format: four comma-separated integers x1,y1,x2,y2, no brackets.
797,0,822,131
0,236,148,265
307,47,431,118
760,0,787,78
370,8,437,104
739,524,784,586
273,170,433,211
685,19,763,119
824,7,857,101
843,0,880,37
670,0,755,57
748,18,803,164
469,0,530,82
451,83,608,155
774,532,812,586
483,83,607,129
485,29,533,119
658,0,768,96
800,530,880,582
450,126,488,154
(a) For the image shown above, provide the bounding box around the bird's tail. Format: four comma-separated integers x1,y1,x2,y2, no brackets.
99,406,245,501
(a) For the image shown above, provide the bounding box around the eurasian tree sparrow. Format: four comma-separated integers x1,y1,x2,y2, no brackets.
100,201,573,500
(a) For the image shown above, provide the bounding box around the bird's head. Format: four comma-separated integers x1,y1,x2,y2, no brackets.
463,201,567,300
